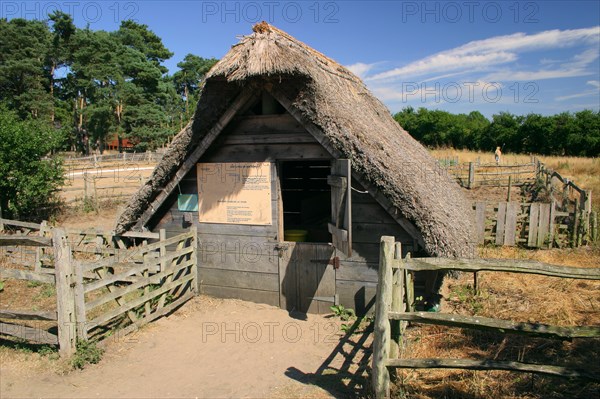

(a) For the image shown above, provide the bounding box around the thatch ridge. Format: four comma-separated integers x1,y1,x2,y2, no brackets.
115,22,475,257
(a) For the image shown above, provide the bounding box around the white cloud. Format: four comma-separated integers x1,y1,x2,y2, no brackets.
367,26,600,82
346,62,377,79
587,80,600,88
555,80,600,101
483,48,599,82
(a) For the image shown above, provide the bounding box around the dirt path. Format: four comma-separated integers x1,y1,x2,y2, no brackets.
1,296,371,398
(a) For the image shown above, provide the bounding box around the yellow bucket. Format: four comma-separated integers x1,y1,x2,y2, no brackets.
284,229,308,242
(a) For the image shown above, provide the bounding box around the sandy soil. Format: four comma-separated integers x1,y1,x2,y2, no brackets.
0,296,371,398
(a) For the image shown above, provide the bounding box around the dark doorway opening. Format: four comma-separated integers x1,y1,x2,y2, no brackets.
280,160,331,243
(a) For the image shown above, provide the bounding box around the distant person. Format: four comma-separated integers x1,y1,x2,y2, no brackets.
494,146,502,164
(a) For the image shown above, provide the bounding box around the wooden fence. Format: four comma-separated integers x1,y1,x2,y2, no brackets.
0,219,197,356
445,159,537,189
61,150,164,167
371,236,600,398
473,200,597,248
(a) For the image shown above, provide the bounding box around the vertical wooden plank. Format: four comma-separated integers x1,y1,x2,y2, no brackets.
314,245,336,314
329,159,352,256
582,190,592,243
372,236,393,399
468,162,475,189
495,202,507,246
503,203,518,246
73,261,87,341
528,203,540,247
159,229,167,271
571,200,579,248
34,221,48,272
389,242,402,360
192,226,199,295
475,202,486,244
537,203,551,248
404,253,415,313
275,163,284,242
548,200,556,249
278,242,296,311
53,228,77,357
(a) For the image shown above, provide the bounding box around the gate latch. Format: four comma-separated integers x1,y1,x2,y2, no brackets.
310,256,340,269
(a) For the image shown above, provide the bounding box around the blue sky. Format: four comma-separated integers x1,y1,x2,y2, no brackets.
4,1,599,117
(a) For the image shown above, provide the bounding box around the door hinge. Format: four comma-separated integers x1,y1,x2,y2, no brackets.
330,256,340,269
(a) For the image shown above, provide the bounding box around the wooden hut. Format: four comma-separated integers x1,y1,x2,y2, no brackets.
115,23,475,314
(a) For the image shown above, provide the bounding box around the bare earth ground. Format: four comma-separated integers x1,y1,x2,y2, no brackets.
1,206,372,398
1,296,371,398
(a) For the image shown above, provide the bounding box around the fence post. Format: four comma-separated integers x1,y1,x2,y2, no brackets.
192,226,199,295
583,191,592,243
404,253,415,312
571,201,580,248
83,172,89,204
0,204,4,231
34,221,48,272
467,162,475,189
52,228,78,357
390,242,403,360
549,200,556,249
373,236,393,399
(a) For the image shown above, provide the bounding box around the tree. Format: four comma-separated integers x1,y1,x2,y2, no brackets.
172,54,218,119
0,18,52,119
0,107,64,220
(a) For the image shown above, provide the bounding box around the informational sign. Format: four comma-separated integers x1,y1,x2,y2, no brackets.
197,162,272,225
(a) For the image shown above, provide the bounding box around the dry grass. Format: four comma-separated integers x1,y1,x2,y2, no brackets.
432,148,600,211
393,245,600,398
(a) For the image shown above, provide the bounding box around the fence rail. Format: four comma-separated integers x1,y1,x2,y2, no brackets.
0,218,198,357
371,236,600,398
444,160,537,189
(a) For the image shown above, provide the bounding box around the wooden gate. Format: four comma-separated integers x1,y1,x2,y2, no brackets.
279,243,336,314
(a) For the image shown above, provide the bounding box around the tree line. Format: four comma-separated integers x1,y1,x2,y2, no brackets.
0,13,217,153
394,107,600,157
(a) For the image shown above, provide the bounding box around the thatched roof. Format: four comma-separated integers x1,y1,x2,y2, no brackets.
115,22,475,257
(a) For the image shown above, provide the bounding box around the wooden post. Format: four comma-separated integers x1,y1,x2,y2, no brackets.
52,228,77,357
83,172,88,204
582,191,592,243
34,221,48,272
0,204,4,231
159,229,167,272
372,236,393,399
548,200,556,249
506,176,512,202
404,253,415,313
390,242,403,360
93,178,99,214
73,259,87,341
192,226,199,295
468,162,475,189
571,201,579,248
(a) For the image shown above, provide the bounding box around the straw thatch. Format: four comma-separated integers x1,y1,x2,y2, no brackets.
115,22,475,257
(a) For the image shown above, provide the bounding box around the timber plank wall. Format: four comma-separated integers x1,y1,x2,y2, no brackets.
150,114,418,314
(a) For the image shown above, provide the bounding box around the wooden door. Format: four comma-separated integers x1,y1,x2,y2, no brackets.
279,242,336,314
328,159,352,256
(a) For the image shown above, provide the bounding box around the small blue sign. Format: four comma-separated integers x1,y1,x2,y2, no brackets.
178,194,198,212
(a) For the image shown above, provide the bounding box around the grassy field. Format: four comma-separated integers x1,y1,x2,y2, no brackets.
432,148,600,211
